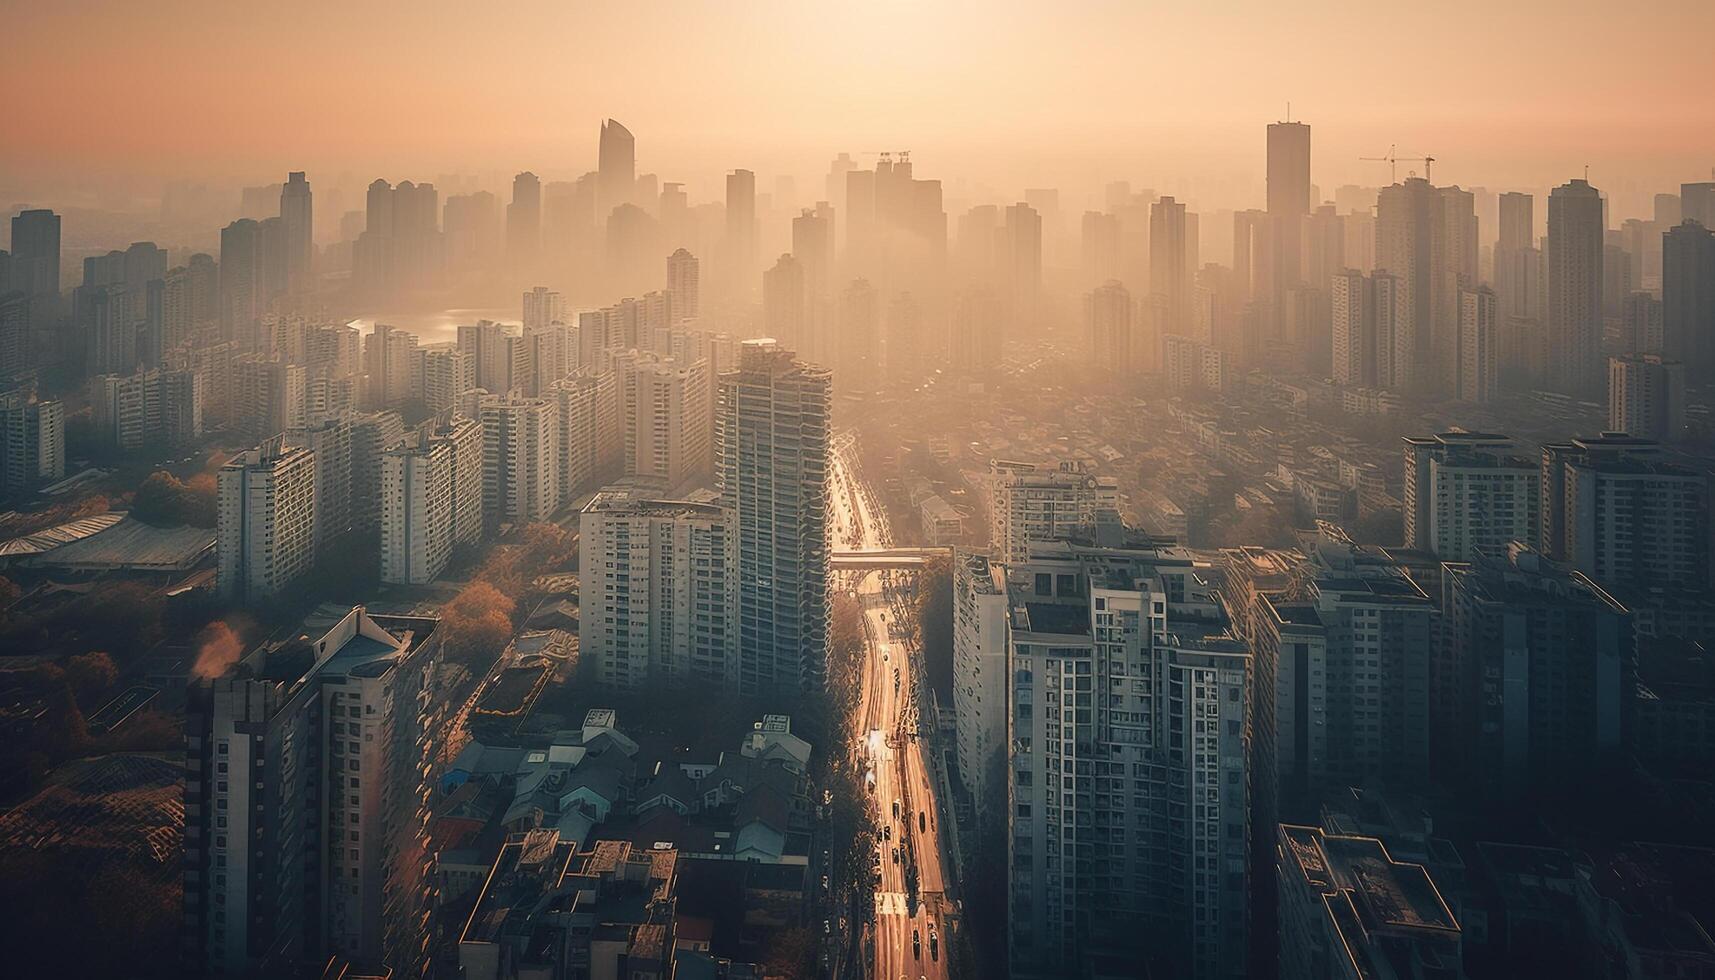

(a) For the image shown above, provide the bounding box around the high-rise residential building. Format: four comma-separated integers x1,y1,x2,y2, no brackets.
220,217,269,348
1457,284,1498,403
280,171,313,291
288,416,353,551
1662,219,1715,376
1541,435,1709,592
9,209,60,328
521,285,566,333
443,190,502,273
550,370,620,499
507,171,542,268
217,435,318,600
92,368,202,450
1608,354,1686,442
1005,539,1250,980
1621,290,1665,354
0,390,64,498
1080,209,1121,287
948,286,1003,377
417,345,471,414
1546,178,1606,396
1330,268,1399,387
1374,178,1475,395
1003,202,1043,330
598,119,636,215
457,319,527,396
951,551,1008,827
183,606,444,978
665,248,700,323
837,277,880,391
0,291,31,380
1150,196,1192,332
1273,527,1437,807
763,254,808,353
233,355,306,439
1494,192,1540,324
380,415,482,584
579,489,736,690
1682,181,1715,228
613,350,711,488
726,169,757,286
1084,279,1135,373
1441,543,1630,801
792,203,835,298
161,254,219,357
348,410,405,532
1402,432,1540,560
477,393,558,525
1276,825,1462,980
84,284,138,376
716,339,831,697
987,458,1119,564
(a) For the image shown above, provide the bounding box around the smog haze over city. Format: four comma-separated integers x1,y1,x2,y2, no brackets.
1,3,1714,980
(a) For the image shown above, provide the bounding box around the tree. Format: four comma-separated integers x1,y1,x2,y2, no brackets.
441,581,517,666
130,470,215,527
65,651,118,703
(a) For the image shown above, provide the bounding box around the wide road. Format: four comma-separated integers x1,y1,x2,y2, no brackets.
831,443,952,980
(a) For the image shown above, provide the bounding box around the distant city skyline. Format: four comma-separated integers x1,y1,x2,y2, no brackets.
3,2,1713,211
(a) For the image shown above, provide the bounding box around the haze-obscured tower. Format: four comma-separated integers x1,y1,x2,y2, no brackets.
599,119,636,214
1546,178,1605,397
507,171,542,268
280,171,313,292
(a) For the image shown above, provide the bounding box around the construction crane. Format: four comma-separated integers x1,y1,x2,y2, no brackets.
1360,145,1437,183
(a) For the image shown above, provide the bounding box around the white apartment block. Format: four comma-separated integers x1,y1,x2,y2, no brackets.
952,551,1008,823
380,416,483,585
1004,540,1250,980
480,395,559,525
579,490,736,690
614,350,712,489
218,436,318,600
1402,431,1540,561
988,458,1119,564
551,370,621,503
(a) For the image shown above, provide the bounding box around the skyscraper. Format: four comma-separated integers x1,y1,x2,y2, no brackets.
1374,178,1475,395
381,416,483,584
1403,431,1540,560
987,459,1118,564
1541,435,1709,592
1609,354,1686,442
279,171,313,291
1150,196,1191,331
219,218,266,347
1003,202,1042,330
507,171,542,268
1457,284,1498,403
1682,181,1715,228
1494,191,1539,321
613,350,711,488
1267,119,1312,304
716,339,831,697
1662,219,1715,376
1085,279,1134,373
1546,178,1606,396
478,394,559,524
598,118,636,214
8,209,60,328
726,169,757,287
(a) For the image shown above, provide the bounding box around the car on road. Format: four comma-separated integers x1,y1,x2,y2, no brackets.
912,929,921,959
919,811,926,833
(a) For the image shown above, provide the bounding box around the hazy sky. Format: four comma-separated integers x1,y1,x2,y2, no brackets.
5,0,1713,212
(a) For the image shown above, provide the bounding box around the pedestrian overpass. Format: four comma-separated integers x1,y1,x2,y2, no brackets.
830,547,952,570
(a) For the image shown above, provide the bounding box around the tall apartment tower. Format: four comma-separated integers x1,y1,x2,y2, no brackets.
287,416,353,551
217,435,318,600
1662,219,1715,376
987,458,1119,564
1457,284,1498,403
479,394,559,525
1331,268,1394,387
1442,544,1630,801
1006,540,1250,980
1546,179,1606,397
1150,196,1191,331
598,118,637,214
1541,435,1709,592
522,286,566,332
1402,432,1540,560
614,351,711,488
726,169,757,287
183,607,444,978
1493,191,1539,322
1084,279,1135,373
716,339,831,697
9,209,61,328
1374,179,1475,395
579,490,737,690
1003,202,1043,331
666,248,700,323
380,416,483,584
280,171,313,292
550,370,621,500
951,551,1009,829
507,171,542,267
1608,354,1686,442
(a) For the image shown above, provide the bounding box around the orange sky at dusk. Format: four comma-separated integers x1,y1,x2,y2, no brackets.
3,0,1712,212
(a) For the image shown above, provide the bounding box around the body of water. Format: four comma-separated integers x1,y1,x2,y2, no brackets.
345,307,521,346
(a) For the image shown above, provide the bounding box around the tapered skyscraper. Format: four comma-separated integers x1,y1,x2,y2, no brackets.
280,171,313,292
598,118,636,214
717,339,831,697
